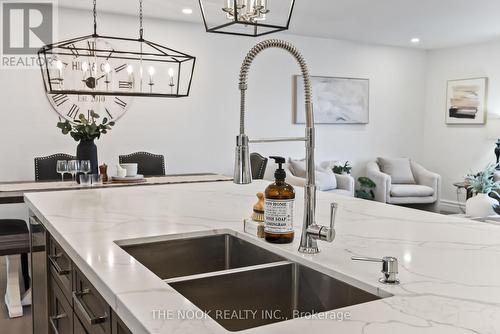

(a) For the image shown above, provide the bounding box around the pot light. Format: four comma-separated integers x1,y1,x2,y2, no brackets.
411,37,421,44
182,8,193,15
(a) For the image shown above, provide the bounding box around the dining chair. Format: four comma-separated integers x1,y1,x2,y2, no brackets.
0,219,31,317
250,153,268,180
119,152,166,176
34,153,77,181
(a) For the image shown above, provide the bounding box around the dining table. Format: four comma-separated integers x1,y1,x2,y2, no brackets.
0,173,233,204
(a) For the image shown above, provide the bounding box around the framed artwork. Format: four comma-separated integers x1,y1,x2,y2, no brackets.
446,78,487,125
294,75,369,124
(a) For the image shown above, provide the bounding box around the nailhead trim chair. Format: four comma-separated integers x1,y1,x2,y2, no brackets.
119,152,166,176
34,153,77,181
250,153,268,180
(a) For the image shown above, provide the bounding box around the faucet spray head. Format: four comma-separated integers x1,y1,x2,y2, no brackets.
234,134,252,184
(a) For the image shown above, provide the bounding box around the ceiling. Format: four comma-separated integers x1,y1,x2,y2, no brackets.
60,0,500,50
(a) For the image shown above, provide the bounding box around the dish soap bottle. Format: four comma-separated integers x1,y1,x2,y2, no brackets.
264,156,295,244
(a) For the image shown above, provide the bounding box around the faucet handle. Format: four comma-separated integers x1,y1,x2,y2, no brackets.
351,256,399,285
323,202,338,242
305,202,337,243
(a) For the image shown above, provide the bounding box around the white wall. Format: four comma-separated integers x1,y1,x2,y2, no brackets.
0,8,427,180
0,8,428,217
422,40,500,208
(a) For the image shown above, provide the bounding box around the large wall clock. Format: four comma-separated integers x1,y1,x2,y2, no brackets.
46,38,133,123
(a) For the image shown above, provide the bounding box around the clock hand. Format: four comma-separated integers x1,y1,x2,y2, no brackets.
81,74,105,83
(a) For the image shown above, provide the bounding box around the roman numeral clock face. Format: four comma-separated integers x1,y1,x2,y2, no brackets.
46,38,132,123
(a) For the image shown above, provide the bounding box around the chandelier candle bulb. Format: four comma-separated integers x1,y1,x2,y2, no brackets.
168,68,175,86
126,65,134,87
148,67,155,85
56,60,63,78
104,63,111,90
81,62,89,87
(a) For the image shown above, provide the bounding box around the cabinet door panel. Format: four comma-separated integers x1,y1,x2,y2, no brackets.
111,311,132,334
48,235,73,302
49,276,73,334
30,215,49,334
73,268,111,334
74,315,89,334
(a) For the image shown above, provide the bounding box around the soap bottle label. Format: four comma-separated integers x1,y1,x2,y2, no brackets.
264,199,294,234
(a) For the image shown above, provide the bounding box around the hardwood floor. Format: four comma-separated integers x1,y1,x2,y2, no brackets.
0,256,31,334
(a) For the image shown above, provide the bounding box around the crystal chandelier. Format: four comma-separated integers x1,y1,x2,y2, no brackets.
38,0,196,98
199,0,295,37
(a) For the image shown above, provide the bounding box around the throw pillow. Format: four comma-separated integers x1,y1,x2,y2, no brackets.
377,157,415,184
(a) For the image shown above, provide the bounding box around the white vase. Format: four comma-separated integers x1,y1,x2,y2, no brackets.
465,193,498,217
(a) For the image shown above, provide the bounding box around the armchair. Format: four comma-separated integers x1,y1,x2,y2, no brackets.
367,158,441,212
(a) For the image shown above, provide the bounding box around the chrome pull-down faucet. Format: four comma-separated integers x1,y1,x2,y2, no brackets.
233,39,335,254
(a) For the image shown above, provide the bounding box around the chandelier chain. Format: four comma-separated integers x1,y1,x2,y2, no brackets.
93,0,97,35
139,0,144,39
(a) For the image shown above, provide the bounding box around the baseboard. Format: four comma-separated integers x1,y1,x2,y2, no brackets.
440,199,464,214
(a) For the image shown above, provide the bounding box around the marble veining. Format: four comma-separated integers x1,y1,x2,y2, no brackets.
24,180,500,334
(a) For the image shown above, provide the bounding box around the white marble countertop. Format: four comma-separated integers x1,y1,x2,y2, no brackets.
24,180,500,334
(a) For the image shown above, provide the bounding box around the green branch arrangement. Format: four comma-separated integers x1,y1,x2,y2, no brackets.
332,161,352,174
465,163,500,196
56,111,115,142
355,176,376,200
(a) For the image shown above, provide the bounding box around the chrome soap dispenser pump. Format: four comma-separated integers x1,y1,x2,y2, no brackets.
232,39,337,254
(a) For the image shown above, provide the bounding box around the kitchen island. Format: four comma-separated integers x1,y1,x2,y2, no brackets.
25,180,500,334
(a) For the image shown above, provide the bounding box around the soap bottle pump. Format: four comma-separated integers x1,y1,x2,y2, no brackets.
264,156,295,244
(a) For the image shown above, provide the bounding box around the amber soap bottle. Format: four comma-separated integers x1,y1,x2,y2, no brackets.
264,156,295,244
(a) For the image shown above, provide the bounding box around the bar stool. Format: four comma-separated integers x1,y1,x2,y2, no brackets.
0,219,30,318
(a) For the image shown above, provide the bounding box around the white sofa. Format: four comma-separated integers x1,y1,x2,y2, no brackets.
263,160,355,197
367,158,441,212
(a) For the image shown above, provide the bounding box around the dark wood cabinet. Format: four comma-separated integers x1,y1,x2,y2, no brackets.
30,215,49,334
73,315,89,334
112,311,133,334
73,268,111,334
48,236,73,302
30,212,133,334
48,277,73,334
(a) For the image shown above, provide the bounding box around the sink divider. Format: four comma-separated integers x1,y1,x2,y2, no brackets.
163,260,293,284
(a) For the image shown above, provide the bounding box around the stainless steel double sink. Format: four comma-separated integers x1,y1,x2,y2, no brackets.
118,233,386,331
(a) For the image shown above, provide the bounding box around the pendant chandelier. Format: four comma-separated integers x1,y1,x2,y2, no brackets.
199,0,295,37
38,0,196,98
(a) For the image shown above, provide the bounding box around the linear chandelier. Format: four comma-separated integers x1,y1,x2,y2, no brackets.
38,0,196,98
198,0,295,37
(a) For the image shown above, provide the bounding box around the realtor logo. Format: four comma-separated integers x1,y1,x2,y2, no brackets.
1,0,57,68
